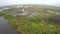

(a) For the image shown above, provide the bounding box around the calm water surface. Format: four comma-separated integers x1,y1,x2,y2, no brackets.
0,17,19,34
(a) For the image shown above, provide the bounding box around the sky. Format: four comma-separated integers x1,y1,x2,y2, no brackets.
0,0,60,7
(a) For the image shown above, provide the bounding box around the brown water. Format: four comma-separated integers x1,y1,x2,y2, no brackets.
0,17,20,34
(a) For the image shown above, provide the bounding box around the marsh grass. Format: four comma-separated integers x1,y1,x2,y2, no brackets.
0,6,60,34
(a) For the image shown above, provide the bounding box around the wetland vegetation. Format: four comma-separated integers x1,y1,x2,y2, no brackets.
0,5,60,34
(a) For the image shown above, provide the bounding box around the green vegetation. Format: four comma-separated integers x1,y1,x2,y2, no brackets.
0,5,60,34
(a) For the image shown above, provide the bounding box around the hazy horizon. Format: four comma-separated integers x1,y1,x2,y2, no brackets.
0,0,60,7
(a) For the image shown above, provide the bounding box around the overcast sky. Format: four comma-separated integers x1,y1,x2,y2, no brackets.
0,0,60,7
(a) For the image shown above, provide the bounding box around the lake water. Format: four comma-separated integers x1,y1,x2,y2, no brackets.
0,17,20,34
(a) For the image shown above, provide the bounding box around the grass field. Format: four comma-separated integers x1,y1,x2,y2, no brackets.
0,5,60,34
